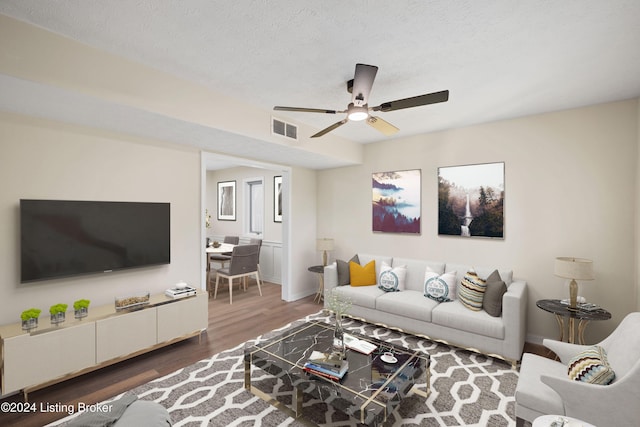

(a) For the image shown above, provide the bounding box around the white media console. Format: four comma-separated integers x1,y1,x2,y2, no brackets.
0,290,208,399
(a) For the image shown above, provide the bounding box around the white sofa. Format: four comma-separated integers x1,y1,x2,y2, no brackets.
324,253,527,365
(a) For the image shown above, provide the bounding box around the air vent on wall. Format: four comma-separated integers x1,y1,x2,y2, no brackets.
272,117,298,141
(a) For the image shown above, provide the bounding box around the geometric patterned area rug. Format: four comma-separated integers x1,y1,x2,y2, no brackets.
52,311,519,427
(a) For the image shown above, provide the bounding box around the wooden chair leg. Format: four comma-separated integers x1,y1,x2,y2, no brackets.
255,272,262,296
214,275,220,299
228,277,233,304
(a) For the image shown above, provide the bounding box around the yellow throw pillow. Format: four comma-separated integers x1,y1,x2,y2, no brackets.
350,260,377,286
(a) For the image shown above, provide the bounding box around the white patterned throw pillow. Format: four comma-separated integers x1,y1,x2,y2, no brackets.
567,345,616,385
378,262,407,292
423,268,457,302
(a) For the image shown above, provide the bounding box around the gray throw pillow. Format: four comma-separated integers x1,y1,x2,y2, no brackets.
482,270,507,317
337,254,359,286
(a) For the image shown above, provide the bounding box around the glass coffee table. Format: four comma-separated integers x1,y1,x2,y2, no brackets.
244,321,430,426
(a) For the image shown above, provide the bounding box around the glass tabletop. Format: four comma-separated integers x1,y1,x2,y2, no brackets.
244,321,429,426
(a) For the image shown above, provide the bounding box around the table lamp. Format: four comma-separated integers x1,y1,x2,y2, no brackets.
316,238,334,266
554,257,594,311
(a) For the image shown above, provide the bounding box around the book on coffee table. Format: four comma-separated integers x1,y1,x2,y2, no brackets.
344,333,377,354
303,359,349,381
308,350,343,369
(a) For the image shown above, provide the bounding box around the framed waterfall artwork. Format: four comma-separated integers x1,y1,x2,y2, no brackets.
217,180,236,221
438,162,504,238
372,169,421,234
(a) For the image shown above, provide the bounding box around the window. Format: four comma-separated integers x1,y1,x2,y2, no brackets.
245,178,264,235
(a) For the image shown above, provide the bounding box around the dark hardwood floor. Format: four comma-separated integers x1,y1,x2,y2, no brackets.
0,281,551,427
0,282,321,427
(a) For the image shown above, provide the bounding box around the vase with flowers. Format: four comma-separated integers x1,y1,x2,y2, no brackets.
326,288,352,359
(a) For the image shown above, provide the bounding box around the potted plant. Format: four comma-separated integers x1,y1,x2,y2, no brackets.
49,303,68,326
73,299,90,319
21,308,41,331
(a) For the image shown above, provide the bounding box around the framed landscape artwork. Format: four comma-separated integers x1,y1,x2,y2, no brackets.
217,180,236,221
438,162,504,238
372,169,421,234
274,175,283,223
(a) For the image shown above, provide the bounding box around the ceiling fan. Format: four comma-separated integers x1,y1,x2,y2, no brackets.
274,63,449,138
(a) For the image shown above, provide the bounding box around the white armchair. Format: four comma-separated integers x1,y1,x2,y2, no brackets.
515,312,640,427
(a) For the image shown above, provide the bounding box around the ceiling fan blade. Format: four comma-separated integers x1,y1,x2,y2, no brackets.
373,90,449,112
311,119,348,138
351,63,378,106
366,116,399,136
274,106,338,114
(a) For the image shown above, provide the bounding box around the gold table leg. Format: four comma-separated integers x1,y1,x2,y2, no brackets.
313,274,324,304
553,314,565,342
568,317,576,344
410,363,432,399
244,357,251,390
578,319,590,345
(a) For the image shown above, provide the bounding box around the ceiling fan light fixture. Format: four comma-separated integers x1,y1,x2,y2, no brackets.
347,104,369,121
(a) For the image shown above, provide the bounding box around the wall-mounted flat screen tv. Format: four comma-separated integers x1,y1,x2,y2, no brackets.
20,199,170,283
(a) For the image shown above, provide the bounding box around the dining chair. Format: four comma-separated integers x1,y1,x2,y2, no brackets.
209,235,239,269
214,244,262,304
248,238,263,287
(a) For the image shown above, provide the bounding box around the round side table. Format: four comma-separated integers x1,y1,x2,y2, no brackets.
308,265,325,304
536,299,611,344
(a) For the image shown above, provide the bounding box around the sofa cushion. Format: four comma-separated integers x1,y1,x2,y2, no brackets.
393,258,445,292
332,284,384,309
378,262,407,292
432,300,505,339
445,263,514,286
350,260,377,286
482,270,507,317
424,269,457,302
458,270,487,311
336,254,359,286
376,290,439,322
568,345,616,385
358,254,393,278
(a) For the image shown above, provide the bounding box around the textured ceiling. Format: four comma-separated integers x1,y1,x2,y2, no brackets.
1,1,640,169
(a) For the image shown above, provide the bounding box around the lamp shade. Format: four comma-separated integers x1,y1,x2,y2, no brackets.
316,238,334,251
554,257,594,281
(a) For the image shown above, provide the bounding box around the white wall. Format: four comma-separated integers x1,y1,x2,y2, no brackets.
637,100,640,312
317,99,639,344
287,166,320,300
206,167,283,242
0,113,201,325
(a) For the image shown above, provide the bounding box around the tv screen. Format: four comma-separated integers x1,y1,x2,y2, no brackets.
20,199,170,282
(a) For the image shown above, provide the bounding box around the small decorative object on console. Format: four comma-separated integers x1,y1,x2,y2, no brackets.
20,308,41,331
115,292,150,311
49,303,68,326
73,299,90,319
165,285,197,299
